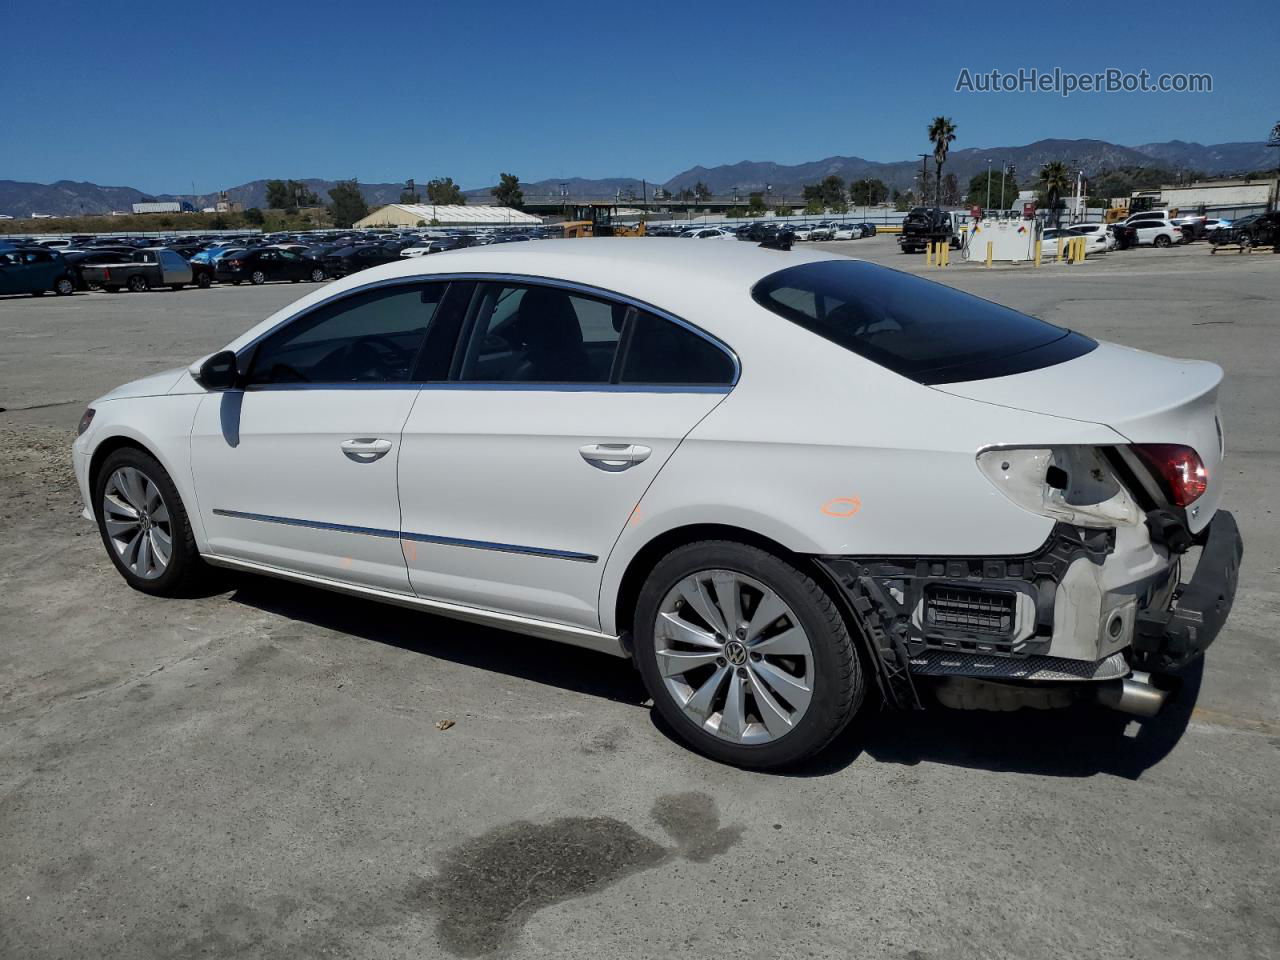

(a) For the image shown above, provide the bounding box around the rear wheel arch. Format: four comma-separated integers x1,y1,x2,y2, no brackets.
612,523,858,642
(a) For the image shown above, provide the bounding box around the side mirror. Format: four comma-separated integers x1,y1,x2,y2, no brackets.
197,350,241,390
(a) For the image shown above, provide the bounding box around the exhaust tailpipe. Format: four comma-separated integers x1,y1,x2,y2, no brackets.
1096,670,1167,717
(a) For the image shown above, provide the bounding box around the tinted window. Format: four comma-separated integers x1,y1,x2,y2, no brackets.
459,283,623,383
752,260,1095,384
620,310,735,385
247,283,447,385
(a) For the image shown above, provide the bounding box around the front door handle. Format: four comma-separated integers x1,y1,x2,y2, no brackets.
341,438,393,462
579,443,652,472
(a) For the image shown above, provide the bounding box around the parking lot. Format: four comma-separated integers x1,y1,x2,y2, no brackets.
2,236,1278,959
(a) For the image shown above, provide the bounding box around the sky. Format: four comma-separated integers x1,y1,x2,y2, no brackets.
2,0,1276,194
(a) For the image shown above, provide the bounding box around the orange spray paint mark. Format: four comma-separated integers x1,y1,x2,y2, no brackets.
821,496,862,518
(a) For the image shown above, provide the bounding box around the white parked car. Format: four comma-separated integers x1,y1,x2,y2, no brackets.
790,225,815,241
684,228,736,240
73,240,1241,767
1067,223,1116,252
1131,219,1184,248
831,224,860,240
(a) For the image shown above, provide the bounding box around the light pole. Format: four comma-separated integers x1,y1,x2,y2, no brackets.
986,159,992,210
1000,163,1007,212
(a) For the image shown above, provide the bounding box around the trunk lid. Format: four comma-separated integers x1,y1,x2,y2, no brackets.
935,341,1225,531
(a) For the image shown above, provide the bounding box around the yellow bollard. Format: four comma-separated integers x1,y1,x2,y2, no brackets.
1034,238,1042,266
926,243,934,267
1079,236,1087,261
1056,238,1065,262
985,241,993,268
943,242,950,267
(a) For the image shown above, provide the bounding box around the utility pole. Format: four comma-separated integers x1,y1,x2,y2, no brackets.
985,160,992,210
1000,163,1007,211
918,154,930,205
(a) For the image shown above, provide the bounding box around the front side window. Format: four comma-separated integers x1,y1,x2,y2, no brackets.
752,259,1095,384
246,283,447,385
459,283,624,383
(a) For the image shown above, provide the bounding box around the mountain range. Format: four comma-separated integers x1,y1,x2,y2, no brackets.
2,139,1274,217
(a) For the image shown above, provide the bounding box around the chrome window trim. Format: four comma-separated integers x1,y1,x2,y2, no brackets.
211,508,598,563
234,271,741,389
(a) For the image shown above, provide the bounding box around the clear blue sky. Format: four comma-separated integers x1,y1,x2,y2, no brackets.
3,0,1275,193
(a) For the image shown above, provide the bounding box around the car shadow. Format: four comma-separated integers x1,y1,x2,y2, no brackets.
226,574,1201,780
226,575,649,706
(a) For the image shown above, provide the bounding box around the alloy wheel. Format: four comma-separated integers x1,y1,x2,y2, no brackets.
654,569,814,745
101,466,172,580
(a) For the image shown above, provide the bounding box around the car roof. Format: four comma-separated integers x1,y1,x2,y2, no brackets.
219,238,845,357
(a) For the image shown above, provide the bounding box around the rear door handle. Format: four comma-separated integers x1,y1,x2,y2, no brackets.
341,438,393,462
579,443,652,472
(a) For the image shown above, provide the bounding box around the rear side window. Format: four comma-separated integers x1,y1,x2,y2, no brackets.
752,260,1095,384
620,310,736,386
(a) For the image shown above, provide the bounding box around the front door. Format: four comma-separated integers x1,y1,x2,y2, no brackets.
190,280,454,591
398,280,737,630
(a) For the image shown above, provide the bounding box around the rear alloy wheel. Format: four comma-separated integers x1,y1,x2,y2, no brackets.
127,274,150,292
196,273,212,288
94,448,207,596
250,270,267,285
635,541,863,768
1154,235,1171,248
310,268,326,282
54,276,75,296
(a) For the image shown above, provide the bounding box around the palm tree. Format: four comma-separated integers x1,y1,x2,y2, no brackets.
927,116,956,206
1039,161,1071,226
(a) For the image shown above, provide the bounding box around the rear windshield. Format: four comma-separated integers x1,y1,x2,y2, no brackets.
752,260,1095,384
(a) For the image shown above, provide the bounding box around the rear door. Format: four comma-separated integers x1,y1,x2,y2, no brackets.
397,281,737,630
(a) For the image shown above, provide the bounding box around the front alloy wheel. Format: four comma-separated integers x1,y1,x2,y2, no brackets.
102,466,172,580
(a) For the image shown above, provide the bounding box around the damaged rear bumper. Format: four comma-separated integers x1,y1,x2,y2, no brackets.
816,511,1242,711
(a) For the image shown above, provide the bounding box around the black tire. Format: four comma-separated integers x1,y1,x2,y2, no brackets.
127,274,149,292
1154,235,1171,248
196,273,212,288
104,285,121,293
310,268,326,282
231,280,241,285
633,540,864,769
54,276,75,296
92,446,208,597
250,270,267,285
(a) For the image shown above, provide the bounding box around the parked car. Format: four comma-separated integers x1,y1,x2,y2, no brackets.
1067,223,1116,252
1110,223,1138,250
809,222,838,241
1210,212,1280,251
73,240,1242,767
63,249,146,290
0,244,76,296
79,248,211,292
216,247,327,285
1131,219,1184,248
857,223,877,237
1202,218,1231,237
685,228,736,240
321,244,402,278
831,224,860,240
790,224,815,241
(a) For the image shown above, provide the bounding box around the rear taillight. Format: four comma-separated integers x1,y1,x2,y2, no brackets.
229,259,242,268
1132,444,1207,507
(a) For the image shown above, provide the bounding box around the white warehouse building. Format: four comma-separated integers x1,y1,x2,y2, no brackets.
355,203,542,229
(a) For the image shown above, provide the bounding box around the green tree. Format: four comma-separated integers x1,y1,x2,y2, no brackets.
426,177,466,205
774,205,791,217
941,173,960,206
491,173,525,209
265,179,290,210
725,206,747,218
747,192,768,215
1038,161,1071,226
966,170,1020,209
326,180,368,227
244,207,265,226
849,178,889,206
820,175,846,208
927,116,957,205
693,181,711,200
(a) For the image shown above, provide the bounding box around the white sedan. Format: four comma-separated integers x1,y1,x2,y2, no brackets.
73,240,1242,767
